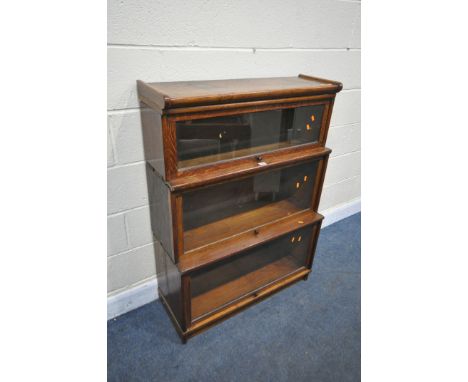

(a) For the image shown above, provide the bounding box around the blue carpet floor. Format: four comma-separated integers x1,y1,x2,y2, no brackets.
108,213,361,382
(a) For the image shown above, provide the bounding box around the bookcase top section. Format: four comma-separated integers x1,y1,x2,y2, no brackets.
137,74,342,110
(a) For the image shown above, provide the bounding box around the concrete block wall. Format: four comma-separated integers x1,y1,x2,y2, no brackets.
107,0,361,317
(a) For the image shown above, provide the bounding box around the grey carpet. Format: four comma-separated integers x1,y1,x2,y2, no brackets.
108,212,361,382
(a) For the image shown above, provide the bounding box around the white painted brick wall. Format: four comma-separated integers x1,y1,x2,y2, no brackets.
108,111,145,165
108,0,361,49
107,243,159,293
331,89,361,126
327,123,361,157
125,206,153,248
320,175,361,211
107,214,128,256
107,0,361,298
107,163,148,215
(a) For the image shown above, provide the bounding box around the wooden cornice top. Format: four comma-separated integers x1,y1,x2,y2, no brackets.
137,74,342,111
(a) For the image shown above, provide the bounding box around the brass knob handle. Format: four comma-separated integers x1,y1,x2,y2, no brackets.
255,155,263,162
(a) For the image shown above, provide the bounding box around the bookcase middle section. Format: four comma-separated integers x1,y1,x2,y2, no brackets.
147,153,330,263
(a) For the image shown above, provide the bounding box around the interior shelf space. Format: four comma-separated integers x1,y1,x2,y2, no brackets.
182,159,320,252
179,210,321,273
189,223,313,321
183,199,304,252
190,247,309,321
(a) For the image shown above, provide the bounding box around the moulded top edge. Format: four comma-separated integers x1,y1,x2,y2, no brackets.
137,74,342,110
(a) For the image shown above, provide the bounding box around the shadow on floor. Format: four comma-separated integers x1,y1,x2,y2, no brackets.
108,213,361,382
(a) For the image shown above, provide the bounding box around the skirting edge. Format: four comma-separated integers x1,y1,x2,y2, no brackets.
320,197,361,228
107,278,158,320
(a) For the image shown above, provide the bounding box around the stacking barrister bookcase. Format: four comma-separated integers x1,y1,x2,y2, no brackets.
137,74,342,342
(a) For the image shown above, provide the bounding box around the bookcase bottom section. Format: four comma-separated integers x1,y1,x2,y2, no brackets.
160,268,310,343
155,221,322,343
189,224,313,321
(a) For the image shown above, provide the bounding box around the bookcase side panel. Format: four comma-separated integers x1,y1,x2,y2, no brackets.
156,246,185,332
146,164,175,261
140,104,166,178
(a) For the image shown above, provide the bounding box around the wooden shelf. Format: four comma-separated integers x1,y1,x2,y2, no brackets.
184,199,303,252
186,268,310,338
179,209,322,273
191,256,305,320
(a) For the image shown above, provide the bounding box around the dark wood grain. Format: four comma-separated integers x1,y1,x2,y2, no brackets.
181,275,191,330
170,194,183,261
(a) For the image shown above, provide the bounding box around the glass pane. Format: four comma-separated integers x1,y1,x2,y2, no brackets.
183,160,318,252
176,105,324,169
190,226,311,320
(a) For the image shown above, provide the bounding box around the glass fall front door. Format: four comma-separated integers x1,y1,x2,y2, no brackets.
189,225,314,321
182,160,320,252
176,104,325,169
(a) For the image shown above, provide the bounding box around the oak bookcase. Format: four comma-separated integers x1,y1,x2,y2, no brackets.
137,74,342,342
